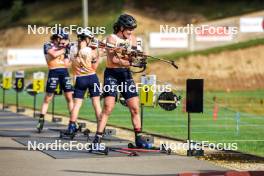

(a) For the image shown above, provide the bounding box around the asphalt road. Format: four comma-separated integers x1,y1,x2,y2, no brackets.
0,110,230,176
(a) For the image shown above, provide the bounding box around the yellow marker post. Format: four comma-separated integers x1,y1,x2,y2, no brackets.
15,71,25,92
140,85,154,106
2,72,12,111
139,75,157,131
139,75,156,107
32,72,45,118
17,79,23,89
33,72,45,93
2,72,12,90
15,71,25,113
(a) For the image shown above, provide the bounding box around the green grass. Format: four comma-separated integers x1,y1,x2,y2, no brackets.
1,88,264,157
160,38,264,61
1,63,105,81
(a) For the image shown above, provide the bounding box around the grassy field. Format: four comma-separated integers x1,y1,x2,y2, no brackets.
0,88,263,157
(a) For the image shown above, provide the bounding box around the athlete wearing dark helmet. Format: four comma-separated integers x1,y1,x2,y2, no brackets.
37,30,74,133
113,14,137,35
93,14,147,148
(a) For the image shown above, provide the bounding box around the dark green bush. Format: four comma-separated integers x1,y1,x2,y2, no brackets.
10,0,27,22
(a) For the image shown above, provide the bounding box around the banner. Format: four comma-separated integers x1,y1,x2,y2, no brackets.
149,33,188,48
240,17,264,33
6,49,46,65
195,26,234,41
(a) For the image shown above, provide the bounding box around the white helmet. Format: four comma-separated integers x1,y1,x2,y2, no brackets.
77,29,94,39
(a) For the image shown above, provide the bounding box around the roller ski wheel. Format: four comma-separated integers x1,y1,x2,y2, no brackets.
128,143,172,155
83,129,91,141
59,130,76,140
110,148,139,156
83,129,91,136
161,143,172,155
89,145,109,155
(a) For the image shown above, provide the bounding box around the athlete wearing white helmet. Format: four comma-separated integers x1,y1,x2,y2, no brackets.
65,29,101,134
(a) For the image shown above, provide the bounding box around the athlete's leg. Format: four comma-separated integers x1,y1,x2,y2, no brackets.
91,96,102,124
66,98,82,134
93,69,117,143
41,93,54,115
127,96,151,148
88,74,102,126
66,75,86,133
97,96,115,133
70,98,83,123
37,69,58,132
64,91,74,114
126,96,141,130
41,69,59,116
92,96,115,144
37,93,54,132
121,72,143,147
60,69,74,114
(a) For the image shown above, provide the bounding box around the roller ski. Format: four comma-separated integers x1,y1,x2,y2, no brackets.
36,115,45,133
127,142,172,155
59,122,90,140
109,148,139,156
88,133,108,155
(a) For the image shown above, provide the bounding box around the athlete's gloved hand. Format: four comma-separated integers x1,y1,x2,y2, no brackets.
130,60,146,68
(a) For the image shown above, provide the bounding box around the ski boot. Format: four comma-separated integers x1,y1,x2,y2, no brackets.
135,134,153,149
59,121,77,140
89,133,108,155
36,114,45,133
